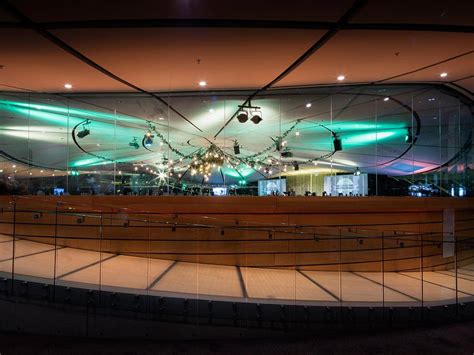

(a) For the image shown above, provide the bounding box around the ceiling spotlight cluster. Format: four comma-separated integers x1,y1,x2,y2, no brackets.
236,100,263,124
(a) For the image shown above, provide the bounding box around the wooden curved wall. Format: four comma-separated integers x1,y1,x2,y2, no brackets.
0,196,473,271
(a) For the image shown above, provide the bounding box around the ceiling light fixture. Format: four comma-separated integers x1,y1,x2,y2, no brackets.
405,127,413,143
77,120,91,138
250,111,263,124
143,122,156,148
199,80,207,87
129,137,140,149
237,110,248,123
306,103,312,108
233,140,240,155
64,83,73,89
333,134,342,151
337,75,345,81
237,100,262,124
144,132,154,147
440,72,448,78
383,97,390,102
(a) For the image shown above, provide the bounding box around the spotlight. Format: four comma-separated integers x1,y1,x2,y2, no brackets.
354,167,361,176
129,137,139,149
237,101,261,124
251,113,262,124
405,128,413,143
76,120,91,139
274,137,283,151
77,128,90,138
233,141,240,155
333,134,342,151
144,132,154,147
237,110,248,123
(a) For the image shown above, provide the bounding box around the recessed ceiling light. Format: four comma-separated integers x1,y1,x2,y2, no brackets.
209,108,214,113
64,83,73,89
199,81,207,87
383,97,390,102
337,75,345,81
295,131,300,136
440,72,448,78
305,103,312,108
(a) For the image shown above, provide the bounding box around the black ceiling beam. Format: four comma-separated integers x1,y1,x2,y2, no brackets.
213,0,368,138
0,19,473,33
0,1,203,133
374,50,474,84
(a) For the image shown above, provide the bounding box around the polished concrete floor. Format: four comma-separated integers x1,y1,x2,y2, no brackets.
1,234,473,307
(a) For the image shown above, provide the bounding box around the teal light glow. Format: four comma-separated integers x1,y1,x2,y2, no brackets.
71,158,104,167
0,100,142,125
343,130,404,145
222,167,254,178
2,105,82,126
71,152,157,168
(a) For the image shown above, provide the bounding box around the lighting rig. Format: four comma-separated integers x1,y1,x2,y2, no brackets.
236,101,263,124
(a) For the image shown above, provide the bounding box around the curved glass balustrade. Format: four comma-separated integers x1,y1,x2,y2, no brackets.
0,84,472,197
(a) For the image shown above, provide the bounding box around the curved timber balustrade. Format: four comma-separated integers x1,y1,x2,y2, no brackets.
0,196,473,308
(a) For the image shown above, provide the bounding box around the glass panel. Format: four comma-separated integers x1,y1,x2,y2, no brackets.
0,199,14,287
55,207,102,299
